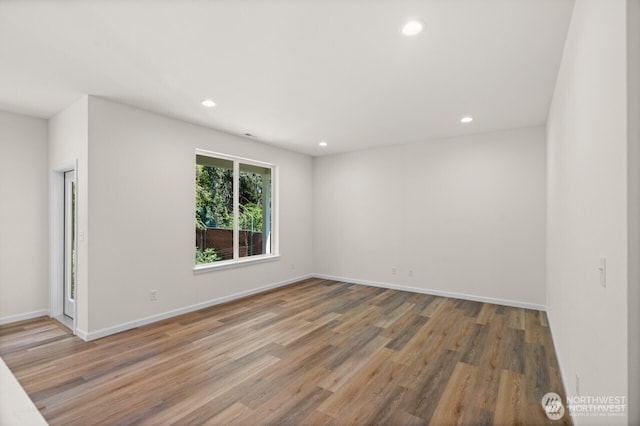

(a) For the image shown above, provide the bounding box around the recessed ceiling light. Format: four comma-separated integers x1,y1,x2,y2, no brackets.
201,99,216,108
460,116,473,123
402,20,423,36
318,141,328,147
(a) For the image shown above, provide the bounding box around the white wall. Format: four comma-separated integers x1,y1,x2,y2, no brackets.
84,97,313,335
627,0,640,423
314,127,547,308
547,1,629,424
0,110,49,323
49,96,90,333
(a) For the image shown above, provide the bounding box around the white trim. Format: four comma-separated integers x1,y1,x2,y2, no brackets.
44,272,546,341
313,274,547,311
63,170,76,319
233,160,239,260
50,160,78,336
72,160,78,335
195,149,280,267
75,328,89,341
81,274,312,341
195,148,275,169
193,254,280,274
0,310,49,325
272,166,279,255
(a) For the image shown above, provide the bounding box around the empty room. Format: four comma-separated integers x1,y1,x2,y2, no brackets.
0,1,638,425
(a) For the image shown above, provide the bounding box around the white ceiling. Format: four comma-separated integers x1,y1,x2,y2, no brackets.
0,0,575,156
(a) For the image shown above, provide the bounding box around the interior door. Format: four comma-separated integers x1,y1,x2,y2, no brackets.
63,170,76,318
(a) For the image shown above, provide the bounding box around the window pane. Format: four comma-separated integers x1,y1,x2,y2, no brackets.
238,163,272,258
195,155,234,263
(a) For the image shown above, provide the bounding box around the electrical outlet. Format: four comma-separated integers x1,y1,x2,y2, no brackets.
576,373,580,396
291,264,295,270
391,267,397,275
408,270,413,277
150,289,158,301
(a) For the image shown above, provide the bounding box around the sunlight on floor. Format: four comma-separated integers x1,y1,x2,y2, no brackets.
0,357,47,425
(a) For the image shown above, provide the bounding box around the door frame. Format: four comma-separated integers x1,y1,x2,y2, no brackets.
51,160,78,334
63,170,76,317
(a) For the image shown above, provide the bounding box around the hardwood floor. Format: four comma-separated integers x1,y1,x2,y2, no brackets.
0,279,571,425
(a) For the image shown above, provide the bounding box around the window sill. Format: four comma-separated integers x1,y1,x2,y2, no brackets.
193,254,280,274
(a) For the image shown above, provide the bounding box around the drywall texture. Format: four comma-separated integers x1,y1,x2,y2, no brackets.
0,110,49,322
85,97,313,334
314,127,546,307
547,1,629,424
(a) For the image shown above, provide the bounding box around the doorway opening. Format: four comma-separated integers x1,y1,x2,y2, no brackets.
51,163,77,333
63,170,76,321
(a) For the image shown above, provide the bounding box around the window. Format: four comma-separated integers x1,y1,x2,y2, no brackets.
195,149,277,270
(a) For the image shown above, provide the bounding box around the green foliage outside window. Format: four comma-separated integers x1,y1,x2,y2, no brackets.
195,247,221,264
195,165,264,231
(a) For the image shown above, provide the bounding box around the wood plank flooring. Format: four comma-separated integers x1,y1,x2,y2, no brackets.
0,279,572,425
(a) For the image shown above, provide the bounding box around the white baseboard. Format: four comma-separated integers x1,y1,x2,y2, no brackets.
0,310,49,325
75,328,89,341
82,274,313,341
1,273,545,341
313,274,547,311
